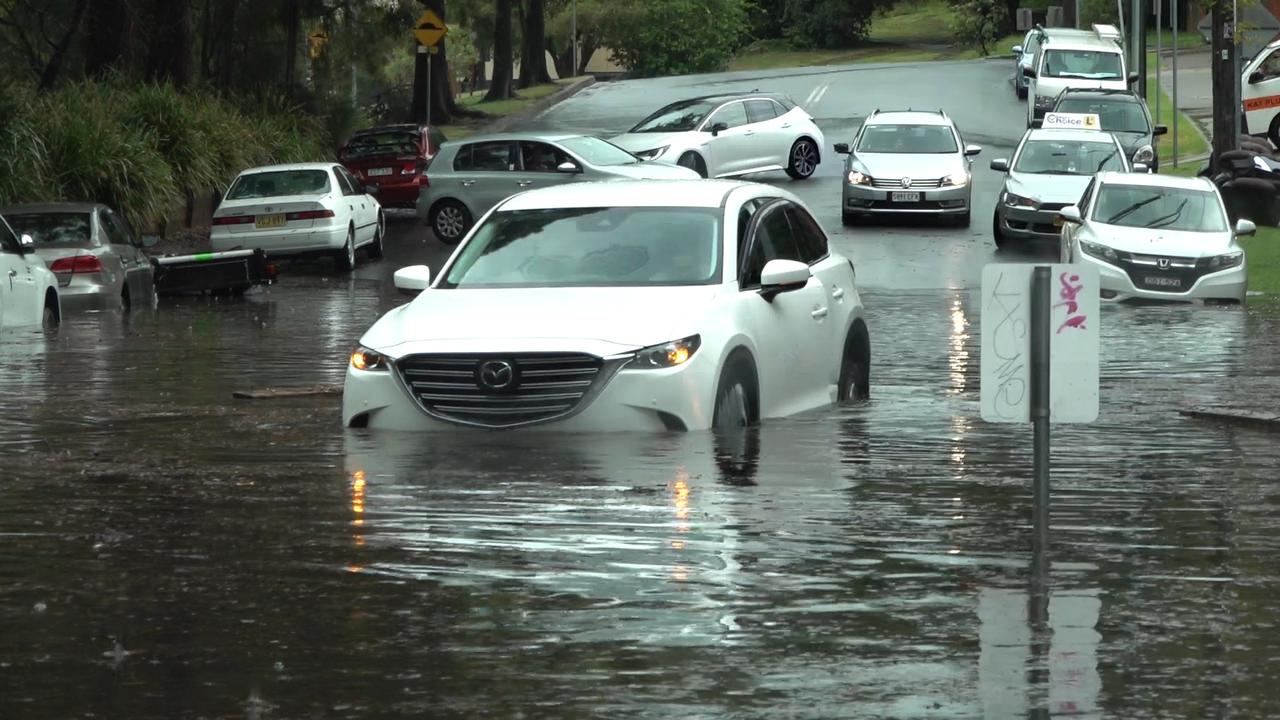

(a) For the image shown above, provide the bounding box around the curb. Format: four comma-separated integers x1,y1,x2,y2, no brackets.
481,76,597,134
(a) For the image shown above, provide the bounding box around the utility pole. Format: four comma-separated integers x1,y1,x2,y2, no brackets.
1211,0,1240,164
571,0,577,77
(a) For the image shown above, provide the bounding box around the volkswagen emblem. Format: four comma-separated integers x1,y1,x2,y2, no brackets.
900,177,913,189
477,359,516,390
1158,258,1171,270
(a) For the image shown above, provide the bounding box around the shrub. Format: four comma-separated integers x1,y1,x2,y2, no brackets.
950,0,1008,55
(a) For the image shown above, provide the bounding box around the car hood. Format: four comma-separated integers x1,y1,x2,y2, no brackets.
361,285,723,357
597,162,702,180
1006,172,1094,205
851,153,966,180
608,132,695,154
1086,224,1236,258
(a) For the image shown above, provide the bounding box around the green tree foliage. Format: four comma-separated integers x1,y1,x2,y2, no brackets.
783,0,893,49
599,0,749,78
950,0,1008,55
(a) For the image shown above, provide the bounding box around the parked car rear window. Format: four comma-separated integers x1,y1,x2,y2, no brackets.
440,207,722,289
559,136,639,167
226,170,331,199
454,142,513,172
4,212,95,248
857,124,958,154
342,131,420,158
1093,185,1227,232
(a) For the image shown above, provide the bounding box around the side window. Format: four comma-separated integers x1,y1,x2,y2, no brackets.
740,205,802,288
1260,50,1280,80
706,102,749,131
736,197,769,257
1078,178,1097,216
745,99,778,124
518,141,571,172
454,141,512,172
336,168,360,196
784,205,829,264
0,216,18,253
103,211,132,245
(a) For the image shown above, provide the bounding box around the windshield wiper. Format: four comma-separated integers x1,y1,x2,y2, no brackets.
1105,195,1162,224
1147,199,1188,229
1095,150,1118,172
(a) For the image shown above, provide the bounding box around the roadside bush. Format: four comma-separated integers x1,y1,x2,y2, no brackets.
950,0,1008,55
784,0,891,49
604,0,750,78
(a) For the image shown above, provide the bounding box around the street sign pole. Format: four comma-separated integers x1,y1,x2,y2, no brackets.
1030,267,1052,580
426,51,433,127
1155,0,1161,121
1234,0,1242,145
1172,0,1179,166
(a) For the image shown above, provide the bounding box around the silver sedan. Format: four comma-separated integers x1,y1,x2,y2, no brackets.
417,133,699,244
0,202,156,312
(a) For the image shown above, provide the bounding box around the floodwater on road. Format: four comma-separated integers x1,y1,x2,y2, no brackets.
3,218,1280,718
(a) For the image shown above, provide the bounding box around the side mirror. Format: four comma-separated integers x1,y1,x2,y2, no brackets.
18,233,34,252
1127,72,1139,84
1012,45,1023,56
1022,66,1037,78
990,158,1009,172
1249,70,1265,84
709,122,729,136
758,258,810,301
1153,124,1168,136
1059,205,1083,224
964,144,982,156
393,265,432,294
833,142,850,154
1133,162,1149,174
140,234,161,248
556,160,582,174
1235,218,1257,236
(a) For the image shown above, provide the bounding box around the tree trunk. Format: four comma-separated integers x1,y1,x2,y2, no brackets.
37,0,90,90
145,0,192,86
1210,0,1238,165
284,0,300,90
486,0,515,101
84,0,130,77
578,38,598,75
518,0,550,87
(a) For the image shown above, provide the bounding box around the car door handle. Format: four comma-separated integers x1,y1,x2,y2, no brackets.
780,123,792,128
832,287,845,300
811,306,828,319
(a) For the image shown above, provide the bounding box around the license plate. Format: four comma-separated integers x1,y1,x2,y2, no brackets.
891,192,921,202
368,167,393,176
255,213,285,229
1143,275,1182,289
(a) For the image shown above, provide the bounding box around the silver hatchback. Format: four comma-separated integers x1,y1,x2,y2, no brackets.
417,133,700,244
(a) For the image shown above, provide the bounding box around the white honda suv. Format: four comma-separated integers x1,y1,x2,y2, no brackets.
342,179,871,432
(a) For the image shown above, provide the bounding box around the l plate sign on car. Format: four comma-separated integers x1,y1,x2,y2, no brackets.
1042,112,1102,130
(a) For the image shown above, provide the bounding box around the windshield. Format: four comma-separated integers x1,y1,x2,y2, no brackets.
1043,49,1124,79
1057,99,1149,133
4,212,94,248
226,170,331,200
342,131,419,158
1093,185,1227,232
559,136,638,166
1013,139,1125,175
629,100,718,133
856,124,958,153
440,207,722,289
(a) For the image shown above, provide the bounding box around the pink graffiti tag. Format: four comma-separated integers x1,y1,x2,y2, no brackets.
1054,272,1088,334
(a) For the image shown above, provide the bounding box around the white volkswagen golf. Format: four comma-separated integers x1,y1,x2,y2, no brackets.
342,180,871,432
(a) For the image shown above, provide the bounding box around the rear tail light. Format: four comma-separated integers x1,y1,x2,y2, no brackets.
212,215,254,226
285,209,336,221
49,255,104,274
265,263,279,280
402,161,417,175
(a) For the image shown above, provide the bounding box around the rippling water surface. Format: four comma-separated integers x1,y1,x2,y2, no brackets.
2,234,1280,719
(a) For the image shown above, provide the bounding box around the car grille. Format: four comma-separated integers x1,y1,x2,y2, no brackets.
1038,202,1070,212
396,353,607,428
869,177,944,189
1114,251,1205,293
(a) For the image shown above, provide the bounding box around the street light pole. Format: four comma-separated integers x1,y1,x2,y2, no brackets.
571,0,577,77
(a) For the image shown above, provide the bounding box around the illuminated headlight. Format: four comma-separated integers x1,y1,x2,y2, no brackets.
1003,191,1036,208
350,346,388,371
1208,251,1244,270
635,145,669,160
1133,144,1155,164
1080,240,1120,264
631,335,701,369
941,172,969,187
846,170,872,185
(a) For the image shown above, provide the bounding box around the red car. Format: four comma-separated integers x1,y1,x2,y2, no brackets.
339,124,447,209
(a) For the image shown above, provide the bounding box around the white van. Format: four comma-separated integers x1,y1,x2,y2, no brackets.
1242,38,1280,145
1023,24,1137,127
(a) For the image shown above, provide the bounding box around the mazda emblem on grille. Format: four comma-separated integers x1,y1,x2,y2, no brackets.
901,177,912,189
477,360,515,390
1158,258,1170,270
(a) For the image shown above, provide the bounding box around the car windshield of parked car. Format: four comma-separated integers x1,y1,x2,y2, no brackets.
559,136,639,166
1056,98,1149,133
856,124,958,153
342,131,419,158
4,212,94,248
629,100,718,133
1014,139,1124,175
1043,50,1123,79
439,207,722,288
1093,185,1228,232
226,170,331,199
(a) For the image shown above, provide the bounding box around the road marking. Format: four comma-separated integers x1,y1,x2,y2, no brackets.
804,82,830,109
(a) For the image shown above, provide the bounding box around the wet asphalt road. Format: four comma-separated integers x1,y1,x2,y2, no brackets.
4,58,1280,718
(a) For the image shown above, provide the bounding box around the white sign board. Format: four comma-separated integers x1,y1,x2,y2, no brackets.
980,264,1100,423
1041,112,1102,131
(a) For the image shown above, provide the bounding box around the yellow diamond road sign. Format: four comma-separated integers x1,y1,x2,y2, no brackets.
414,9,447,48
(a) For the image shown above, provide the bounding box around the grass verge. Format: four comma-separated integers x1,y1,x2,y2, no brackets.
1243,227,1280,297
1146,52,1210,162
438,81,566,140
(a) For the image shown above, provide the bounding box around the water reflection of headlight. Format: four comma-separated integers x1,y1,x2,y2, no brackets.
351,470,366,528
948,294,970,396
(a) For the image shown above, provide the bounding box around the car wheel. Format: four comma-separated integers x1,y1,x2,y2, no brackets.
785,138,819,180
1269,115,1280,150
677,152,707,178
1016,84,1028,100
430,200,470,245
712,356,757,430
837,325,871,404
120,288,131,312
368,211,385,259
334,228,356,273
42,300,59,332
993,211,1010,250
